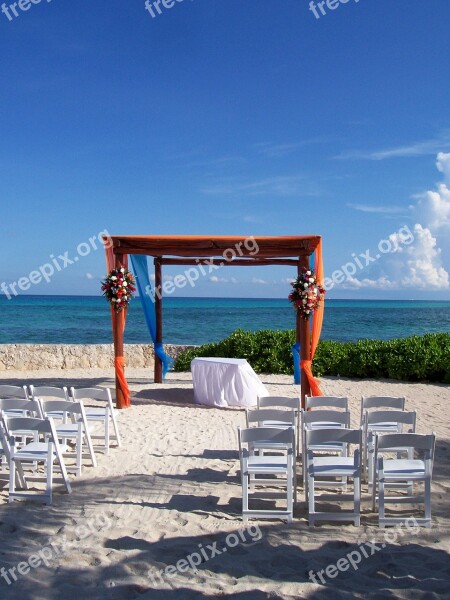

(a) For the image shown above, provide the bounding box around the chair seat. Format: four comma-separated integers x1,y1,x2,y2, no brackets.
261,420,294,427
246,455,290,473
55,423,92,436
13,442,69,461
84,408,111,419
309,442,346,452
311,456,357,476
367,422,399,431
382,459,425,477
310,422,345,429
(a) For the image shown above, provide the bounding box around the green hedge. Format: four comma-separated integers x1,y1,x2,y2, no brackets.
174,329,450,383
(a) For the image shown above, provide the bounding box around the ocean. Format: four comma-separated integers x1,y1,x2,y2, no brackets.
0,296,449,346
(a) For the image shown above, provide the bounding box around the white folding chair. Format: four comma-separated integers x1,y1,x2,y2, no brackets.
0,420,27,489
301,409,350,490
7,417,72,504
0,399,44,447
40,400,97,476
257,396,300,456
365,410,416,492
0,385,29,400
372,432,436,528
238,426,295,523
306,428,362,526
361,396,406,426
70,388,121,454
29,386,71,421
305,396,348,411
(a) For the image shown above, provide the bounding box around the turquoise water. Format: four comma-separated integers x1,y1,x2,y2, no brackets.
0,296,449,345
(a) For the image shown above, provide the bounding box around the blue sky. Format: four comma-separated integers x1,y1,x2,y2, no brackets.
1,0,449,299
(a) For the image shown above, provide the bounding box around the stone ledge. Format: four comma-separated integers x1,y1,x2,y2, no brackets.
0,344,194,371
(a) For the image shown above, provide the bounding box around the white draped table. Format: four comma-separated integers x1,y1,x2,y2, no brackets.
191,357,269,408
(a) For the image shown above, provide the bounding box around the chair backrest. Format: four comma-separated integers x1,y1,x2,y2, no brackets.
257,396,300,411
40,400,84,419
246,408,296,428
366,410,416,431
0,385,29,400
0,398,43,419
376,432,436,455
301,409,350,428
306,427,362,447
361,396,405,424
238,426,295,448
4,416,53,436
305,396,348,410
0,420,11,459
30,386,69,401
70,387,112,404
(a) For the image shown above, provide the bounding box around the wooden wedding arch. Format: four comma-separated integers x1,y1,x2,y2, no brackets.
103,235,324,409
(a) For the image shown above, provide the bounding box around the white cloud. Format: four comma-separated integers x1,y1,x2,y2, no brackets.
335,155,450,291
336,130,450,161
252,277,268,285
347,203,406,215
201,175,318,197
209,276,228,283
85,273,94,280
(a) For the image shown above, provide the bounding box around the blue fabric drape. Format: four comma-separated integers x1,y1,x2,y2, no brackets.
130,255,174,379
292,342,301,385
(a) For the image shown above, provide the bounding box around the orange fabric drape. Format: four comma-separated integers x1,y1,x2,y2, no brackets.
301,239,325,396
114,356,131,408
104,241,130,408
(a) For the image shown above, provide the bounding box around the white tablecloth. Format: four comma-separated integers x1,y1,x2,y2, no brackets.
191,357,269,408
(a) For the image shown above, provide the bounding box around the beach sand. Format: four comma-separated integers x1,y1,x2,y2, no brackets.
0,368,449,599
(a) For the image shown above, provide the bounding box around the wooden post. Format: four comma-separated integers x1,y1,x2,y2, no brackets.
298,256,311,408
113,253,126,409
154,257,163,384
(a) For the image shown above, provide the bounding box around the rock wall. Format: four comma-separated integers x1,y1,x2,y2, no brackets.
0,344,194,371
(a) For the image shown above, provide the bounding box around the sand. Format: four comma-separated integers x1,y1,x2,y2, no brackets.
0,368,449,599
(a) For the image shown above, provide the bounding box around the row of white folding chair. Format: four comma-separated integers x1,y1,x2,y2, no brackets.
5,416,72,505
304,426,435,527
0,385,121,455
371,432,436,528
245,409,297,504
257,397,300,456
365,410,416,492
0,398,96,479
360,396,407,480
238,426,296,523
305,428,362,526
301,409,350,490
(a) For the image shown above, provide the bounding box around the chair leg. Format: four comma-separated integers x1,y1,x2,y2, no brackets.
354,473,361,526
425,477,431,527
76,428,83,477
308,470,315,526
242,468,249,522
84,429,97,468
378,471,385,527
46,458,53,505
105,417,110,455
9,459,16,503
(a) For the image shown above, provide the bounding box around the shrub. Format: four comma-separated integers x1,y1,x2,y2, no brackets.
174,329,450,383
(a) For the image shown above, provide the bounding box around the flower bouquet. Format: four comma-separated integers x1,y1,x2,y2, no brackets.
101,267,136,313
288,267,325,319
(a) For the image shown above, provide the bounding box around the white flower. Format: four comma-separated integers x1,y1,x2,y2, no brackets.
120,268,125,273
310,277,315,283
111,276,117,281
306,271,311,275
112,298,117,302
302,299,307,304
123,281,127,287
123,295,127,300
